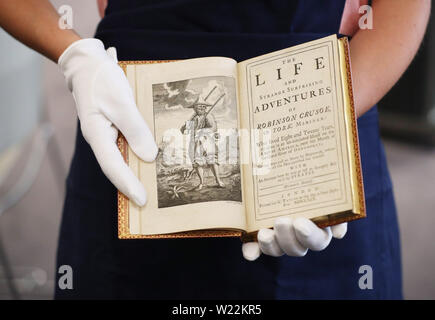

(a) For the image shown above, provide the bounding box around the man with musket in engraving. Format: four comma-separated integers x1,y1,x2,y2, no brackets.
180,87,225,190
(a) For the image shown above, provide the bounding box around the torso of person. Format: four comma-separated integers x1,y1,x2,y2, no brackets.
96,0,369,35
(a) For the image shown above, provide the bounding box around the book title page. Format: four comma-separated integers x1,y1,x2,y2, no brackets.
238,35,353,231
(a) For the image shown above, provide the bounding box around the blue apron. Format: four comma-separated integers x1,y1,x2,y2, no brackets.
55,0,402,299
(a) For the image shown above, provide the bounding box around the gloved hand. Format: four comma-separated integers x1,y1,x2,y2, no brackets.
59,38,158,206
242,217,347,261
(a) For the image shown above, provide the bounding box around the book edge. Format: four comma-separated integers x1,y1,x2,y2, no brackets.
339,37,366,219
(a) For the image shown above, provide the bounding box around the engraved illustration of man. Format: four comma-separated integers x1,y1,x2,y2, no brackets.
180,94,225,190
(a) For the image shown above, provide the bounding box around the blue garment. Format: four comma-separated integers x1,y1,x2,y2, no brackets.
55,0,402,299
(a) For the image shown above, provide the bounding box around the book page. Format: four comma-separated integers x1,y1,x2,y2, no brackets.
125,57,247,235
238,35,353,232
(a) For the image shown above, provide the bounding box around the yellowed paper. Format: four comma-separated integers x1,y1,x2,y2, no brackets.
125,57,247,235
237,34,353,232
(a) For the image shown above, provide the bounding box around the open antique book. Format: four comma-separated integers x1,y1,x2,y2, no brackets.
117,34,365,240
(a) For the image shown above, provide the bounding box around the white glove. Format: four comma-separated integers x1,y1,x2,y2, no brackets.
242,217,347,261
59,39,158,206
